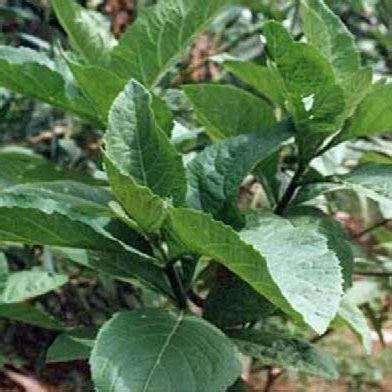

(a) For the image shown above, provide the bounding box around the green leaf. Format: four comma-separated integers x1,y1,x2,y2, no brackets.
1,271,68,303
104,156,167,233
54,247,172,299
90,309,241,392
286,206,354,290
337,295,372,354
338,164,392,206
183,84,275,140
342,83,392,140
204,274,275,328
165,208,342,333
263,21,345,157
186,121,294,227
221,59,284,106
0,192,119,251
67,61,126,125
105,79,186,205
300,0,360,80
295,164,392,206
240,213,343,334
230,330,338,379
3,181,112,217
0,46,97,124
52,0,116,66
46,327,97,363
0,148,99,189
68,60,173,131
0,303,64,330
110,0,237,86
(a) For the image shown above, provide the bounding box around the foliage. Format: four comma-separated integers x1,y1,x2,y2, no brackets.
0,0,391,391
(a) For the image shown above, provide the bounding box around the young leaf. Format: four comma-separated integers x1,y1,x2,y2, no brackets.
337,295,372,354
1,271,68,303
46,328,97,363
300,0,360,80
0,46,97,124
0,303,64,330
204,273,275,328
52,0,116,66
230,330,339,379
342,82,392,141
110,0,238,86
263,21,345,158
104,156,167,233
221,59,284,106
183,84,275,140
105,79,186,205
186,120,295,227
165,208,342,333
286,206,354,290
90,309,241,392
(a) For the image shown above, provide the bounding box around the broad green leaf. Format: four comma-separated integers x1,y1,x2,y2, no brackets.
230,330,338,379
0,46,97,124
68,60,174,131
110,0,237,86
240,213,343,334
1,271,68,303
90,309,241,392
67,61,126,125
263,21,345,157
3,181,112,217
339,163,392,206
0,193,120,251
0,148,99,189
55,247,172,299
46,328,97,363
183,84,275,140
286,207,354,290
300,0,360,80
186,120,295,227
165,208,342,333
0,303,64,330
342,83,392,141
104,156,167,233
105,79,186,204
204,274,275,328
221,59,284,106
52,0,116,66
295,164,392,205
336,295,372,354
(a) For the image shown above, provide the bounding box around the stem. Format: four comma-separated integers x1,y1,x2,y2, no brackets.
275,164,306,215
165,262,188,310
353,219,392,239
354,270,392,277
150,236,188,310
263,367,283,392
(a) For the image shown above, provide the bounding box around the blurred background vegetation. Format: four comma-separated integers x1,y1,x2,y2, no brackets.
0,0,391,391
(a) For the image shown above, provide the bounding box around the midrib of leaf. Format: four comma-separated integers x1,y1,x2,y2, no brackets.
142,311,185,392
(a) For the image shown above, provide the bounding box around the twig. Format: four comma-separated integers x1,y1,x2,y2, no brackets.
354,270,392,277
275,164,307,215
353,219,392,239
